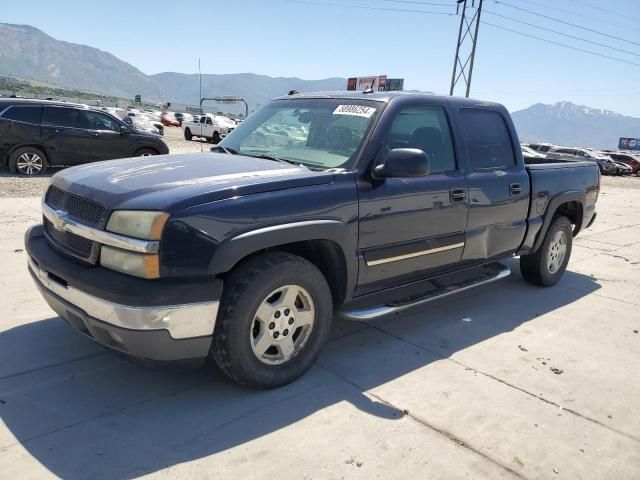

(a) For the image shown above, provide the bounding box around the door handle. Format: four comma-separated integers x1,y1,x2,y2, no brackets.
450,189,466,202
510,183,522,195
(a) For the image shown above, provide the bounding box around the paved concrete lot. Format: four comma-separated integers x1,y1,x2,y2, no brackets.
0,178,639,479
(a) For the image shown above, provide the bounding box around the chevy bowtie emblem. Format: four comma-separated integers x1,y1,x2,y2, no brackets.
50,210,68,232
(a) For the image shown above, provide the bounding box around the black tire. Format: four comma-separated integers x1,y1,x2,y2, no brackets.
135,148,157,157
9,147,48,176
184,128,192,140
520,216,572,287
211,132,221,144
212,252,333,388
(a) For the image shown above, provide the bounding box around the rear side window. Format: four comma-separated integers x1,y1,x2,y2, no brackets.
459,109,515,170
42,107,85,129
385,105,456,174
2,105,42,124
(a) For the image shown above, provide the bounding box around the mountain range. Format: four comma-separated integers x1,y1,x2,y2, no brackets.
1,22,638,149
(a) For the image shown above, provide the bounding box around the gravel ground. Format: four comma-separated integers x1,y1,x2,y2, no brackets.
0,130,638,199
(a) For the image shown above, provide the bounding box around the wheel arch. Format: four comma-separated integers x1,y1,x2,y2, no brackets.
532,191,585,253
8,143,49,160
134,146,159,156
209,220,357,305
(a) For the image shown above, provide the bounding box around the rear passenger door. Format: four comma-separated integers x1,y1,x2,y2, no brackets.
356,103,469,294
41,107,92,165
457,108,530,262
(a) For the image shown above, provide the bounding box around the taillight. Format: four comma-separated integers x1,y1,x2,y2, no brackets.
596,169,601,201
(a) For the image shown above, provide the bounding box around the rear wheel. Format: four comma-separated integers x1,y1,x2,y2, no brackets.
184,128,192,140
212,252,333,388
520,215,572,287
9,147,48,175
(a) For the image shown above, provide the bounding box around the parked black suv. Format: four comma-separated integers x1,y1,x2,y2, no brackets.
0,99,169,175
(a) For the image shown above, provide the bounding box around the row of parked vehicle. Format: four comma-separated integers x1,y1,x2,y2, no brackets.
522,142,640,177
98,107,190,135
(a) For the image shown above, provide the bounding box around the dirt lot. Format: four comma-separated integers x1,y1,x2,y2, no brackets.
0,146,639,479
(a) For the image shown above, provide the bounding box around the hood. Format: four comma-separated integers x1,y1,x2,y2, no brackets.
50,152,334,212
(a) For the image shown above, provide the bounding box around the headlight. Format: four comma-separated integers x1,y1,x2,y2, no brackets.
100,245,159,279
106,210,169,240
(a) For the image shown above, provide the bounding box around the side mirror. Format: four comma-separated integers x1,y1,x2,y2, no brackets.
373,148,429,179
120,124,129,134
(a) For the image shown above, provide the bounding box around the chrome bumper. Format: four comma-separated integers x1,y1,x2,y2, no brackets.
28,257,219,340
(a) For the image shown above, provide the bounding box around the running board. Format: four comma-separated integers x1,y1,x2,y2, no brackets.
337,263,511,321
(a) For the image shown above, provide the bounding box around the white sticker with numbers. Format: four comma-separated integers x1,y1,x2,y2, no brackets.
333,105,376,118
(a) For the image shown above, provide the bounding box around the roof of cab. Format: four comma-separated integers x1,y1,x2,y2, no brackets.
273,90,504,109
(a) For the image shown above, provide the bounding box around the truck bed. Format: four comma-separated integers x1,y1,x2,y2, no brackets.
524,157,595,169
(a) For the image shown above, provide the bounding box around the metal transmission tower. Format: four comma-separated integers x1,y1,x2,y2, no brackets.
449,0,484,97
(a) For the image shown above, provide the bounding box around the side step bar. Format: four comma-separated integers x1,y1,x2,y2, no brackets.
337,263,511,321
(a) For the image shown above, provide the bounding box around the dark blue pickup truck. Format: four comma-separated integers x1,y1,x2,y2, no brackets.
25,91,599,387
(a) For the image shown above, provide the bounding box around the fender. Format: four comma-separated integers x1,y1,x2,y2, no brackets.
531,190,585,253
208,219,358,299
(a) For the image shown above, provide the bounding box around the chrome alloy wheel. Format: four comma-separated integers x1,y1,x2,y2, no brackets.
250,285,315,365
547,230,568,273
16,152,43,175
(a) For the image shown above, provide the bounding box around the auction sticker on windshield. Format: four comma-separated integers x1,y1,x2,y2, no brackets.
333,105,376,118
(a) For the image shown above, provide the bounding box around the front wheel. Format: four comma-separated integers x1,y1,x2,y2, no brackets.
184,128,192,140
135,148,157,157
212,252,333,388
520,215,572,287
211,132,221,144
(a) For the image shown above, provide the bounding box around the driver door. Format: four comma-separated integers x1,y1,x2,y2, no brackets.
83,110,131,161
356,103,469,295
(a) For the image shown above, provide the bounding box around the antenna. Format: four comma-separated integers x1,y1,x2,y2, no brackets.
199,58,203,153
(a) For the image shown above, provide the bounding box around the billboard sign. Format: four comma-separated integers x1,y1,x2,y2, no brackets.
347,75,387,91
385,78,404,91
619,137,640,150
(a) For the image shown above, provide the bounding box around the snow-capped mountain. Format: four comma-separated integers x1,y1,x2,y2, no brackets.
511,101,640,150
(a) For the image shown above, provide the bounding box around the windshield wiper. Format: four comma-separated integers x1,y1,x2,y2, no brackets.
210,145,238,154
242,153,304,167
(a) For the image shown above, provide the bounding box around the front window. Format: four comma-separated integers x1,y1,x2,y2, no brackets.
218,98,382,169
84,111,122,132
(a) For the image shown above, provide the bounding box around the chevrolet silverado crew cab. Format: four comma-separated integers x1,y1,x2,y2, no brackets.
26,91,599,388
182,113,235,143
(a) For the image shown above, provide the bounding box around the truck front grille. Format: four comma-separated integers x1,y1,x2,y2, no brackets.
44,218,94,259
45,186,105,226
43,186,105,262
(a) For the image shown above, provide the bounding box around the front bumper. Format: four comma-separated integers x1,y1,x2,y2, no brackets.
26,225,221,362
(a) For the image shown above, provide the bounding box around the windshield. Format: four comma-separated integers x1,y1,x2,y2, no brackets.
218,98,382,169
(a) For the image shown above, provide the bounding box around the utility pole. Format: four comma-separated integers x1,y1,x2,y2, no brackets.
449,0,484,97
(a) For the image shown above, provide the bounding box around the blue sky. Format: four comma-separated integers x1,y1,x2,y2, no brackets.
3,0,640,115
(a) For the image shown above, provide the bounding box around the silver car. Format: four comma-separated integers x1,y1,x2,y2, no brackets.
546,147,617,175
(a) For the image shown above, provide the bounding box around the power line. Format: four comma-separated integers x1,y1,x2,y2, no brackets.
483,8,640,58
377,0,452,7
278,0,640,69
523,0,640,31
281,0,455,16
567,0,640,24
482,20,640,68
492,0,640,48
